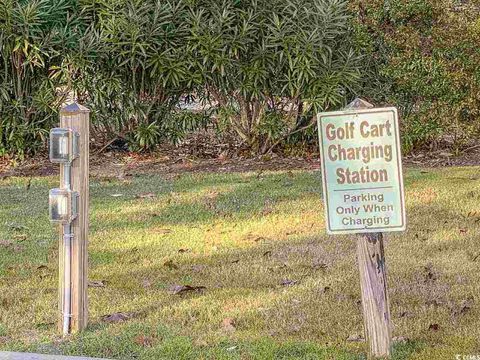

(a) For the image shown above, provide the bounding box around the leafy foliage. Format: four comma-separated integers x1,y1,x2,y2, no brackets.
8,0,479,157
74,0,201,151
0,0,82,158
351,0,480,153
0,0,359,156
188,0,360,153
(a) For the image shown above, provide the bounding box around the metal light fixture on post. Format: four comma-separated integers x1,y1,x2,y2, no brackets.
49,188,79,224
48,103,89,336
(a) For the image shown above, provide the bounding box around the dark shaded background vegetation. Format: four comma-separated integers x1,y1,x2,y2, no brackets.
1,0,479,158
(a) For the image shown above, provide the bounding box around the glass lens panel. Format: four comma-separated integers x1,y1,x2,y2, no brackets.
49,189,70,223
49,129,72,163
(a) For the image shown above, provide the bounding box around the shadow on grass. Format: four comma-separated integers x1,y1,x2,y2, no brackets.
1,168,478,359
77,181,477,359
90,171,323,232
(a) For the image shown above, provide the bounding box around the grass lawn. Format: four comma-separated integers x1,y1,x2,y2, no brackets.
0,166,479,359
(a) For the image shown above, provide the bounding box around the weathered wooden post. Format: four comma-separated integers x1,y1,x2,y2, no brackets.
317,98,406,359
49,103,89,335
347,99,391,358
357,232,391,357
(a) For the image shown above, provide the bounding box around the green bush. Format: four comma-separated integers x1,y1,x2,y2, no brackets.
0,0,82,158
74,0,199,151
351,0,480,153
188,0,360,153
3,0,478,158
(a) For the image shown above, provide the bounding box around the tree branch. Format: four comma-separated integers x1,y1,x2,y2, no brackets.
264,116,317,154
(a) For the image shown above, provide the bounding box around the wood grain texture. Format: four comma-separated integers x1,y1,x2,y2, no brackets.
357,233,391,358
346,98,391,358
59,103,89,333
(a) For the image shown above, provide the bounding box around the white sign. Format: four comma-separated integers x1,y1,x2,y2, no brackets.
317,107,406,234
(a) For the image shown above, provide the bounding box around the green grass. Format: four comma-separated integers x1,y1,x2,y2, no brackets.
1,167,479,359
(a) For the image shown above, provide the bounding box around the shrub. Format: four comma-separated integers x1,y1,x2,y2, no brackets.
351,0,480,153
74,0,200,151
0,0,82,158
188,0,361,154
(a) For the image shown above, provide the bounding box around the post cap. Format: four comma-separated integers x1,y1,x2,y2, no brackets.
344,98,374,110
60,102,90,114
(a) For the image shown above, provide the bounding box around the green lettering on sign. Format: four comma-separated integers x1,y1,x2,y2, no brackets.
317,107,406,234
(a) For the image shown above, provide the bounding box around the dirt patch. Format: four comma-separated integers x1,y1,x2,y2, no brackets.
403,147,480,167
2,145,480,179
0,150,320,180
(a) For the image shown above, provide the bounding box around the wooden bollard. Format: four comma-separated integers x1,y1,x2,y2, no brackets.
58,103,89,333
357,233,391,358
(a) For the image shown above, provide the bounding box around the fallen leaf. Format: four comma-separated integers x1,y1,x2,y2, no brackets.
0,240,13,247
346,334,364,342
425,299,442,307
218,150,229,161
280,279,298,286
12,245,24,253
312,262,328,270
134,335,154,347
101,312,135,323
191,264,206,272
222,318,236,332
136,192,156,199
164,259,178,270
262,207,273,216
152,228,172,235
88,280,107,288
169,284,206,295
428,323,440,331
7,223,28,231
35,322,55,329
423,264,437,283
452,297,474,316
0,336,11,345
393,336,409,343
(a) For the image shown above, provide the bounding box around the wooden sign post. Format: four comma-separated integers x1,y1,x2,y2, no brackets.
58,103,89,334
317,98,406,358
348,99,391,358
357,232,391,357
